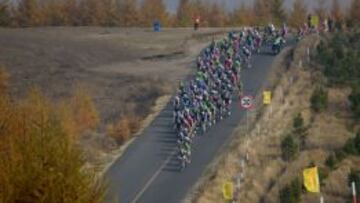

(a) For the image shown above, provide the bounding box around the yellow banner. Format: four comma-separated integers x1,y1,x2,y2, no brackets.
311,16,319,27
263,91,272,104
303,167,320,193
222,181,233,200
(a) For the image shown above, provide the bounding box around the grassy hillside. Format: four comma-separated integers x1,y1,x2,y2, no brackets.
191,33,359,203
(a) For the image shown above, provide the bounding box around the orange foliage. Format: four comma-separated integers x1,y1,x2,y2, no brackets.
207,2,227,27
128,114,141,134
70,85,100,135
0,66,9,95
118,0,140,27
0,80,104,202
56,101,78,138
331,0,343,22
229,3,255,26
15,0,46,26
288,0,308,28
2,0,358,28
107,118,131,144
176,0,194,27
140,0,169,26
253,0,273,26
107,116,141,145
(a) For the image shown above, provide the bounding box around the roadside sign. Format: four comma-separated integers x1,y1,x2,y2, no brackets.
240,95,254,109
222,181,234,200
263,91,272,105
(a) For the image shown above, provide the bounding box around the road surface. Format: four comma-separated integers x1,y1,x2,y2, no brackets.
105,45,282,203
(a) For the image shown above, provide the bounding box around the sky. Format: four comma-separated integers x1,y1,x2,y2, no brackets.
164,0,352,13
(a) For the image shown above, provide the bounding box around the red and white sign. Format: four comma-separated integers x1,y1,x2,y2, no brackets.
240,95,254,109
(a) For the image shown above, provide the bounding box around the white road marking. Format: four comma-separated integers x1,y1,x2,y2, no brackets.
131,148,178,203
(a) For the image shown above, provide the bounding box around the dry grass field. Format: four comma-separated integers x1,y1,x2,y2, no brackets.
0,27,236,172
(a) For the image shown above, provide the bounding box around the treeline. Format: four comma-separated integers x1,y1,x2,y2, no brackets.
0,0,359,28
0,67,105,202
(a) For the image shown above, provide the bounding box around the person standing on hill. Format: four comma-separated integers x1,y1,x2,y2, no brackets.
194,16,200,31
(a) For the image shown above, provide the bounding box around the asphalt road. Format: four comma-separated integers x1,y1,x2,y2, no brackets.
105,45,280,203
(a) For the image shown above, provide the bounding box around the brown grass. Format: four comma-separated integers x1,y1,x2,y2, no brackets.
190,35,360,203
106,116,141,145
70,85,100,134
0,65,8,94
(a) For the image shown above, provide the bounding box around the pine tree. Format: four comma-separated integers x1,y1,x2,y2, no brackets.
311,86,328,113
293,113,308,149
140,0,169,27
176,0,193,27
349,85,360,120
280,178,302,203
281,134,299,161
271,0,286,26
288,0,307,28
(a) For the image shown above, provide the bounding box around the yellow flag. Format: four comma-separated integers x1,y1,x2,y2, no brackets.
311,16,319,27
222,181,233,200
303,167,320,193
263,91,272,105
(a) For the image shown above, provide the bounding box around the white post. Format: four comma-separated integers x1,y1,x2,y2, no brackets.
269,104,273,117
240,158,245,170
307,47,310,63
299,60,303,68
236,176,241,189
320,195,324,203
246,110,249,133
352,181,357,203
